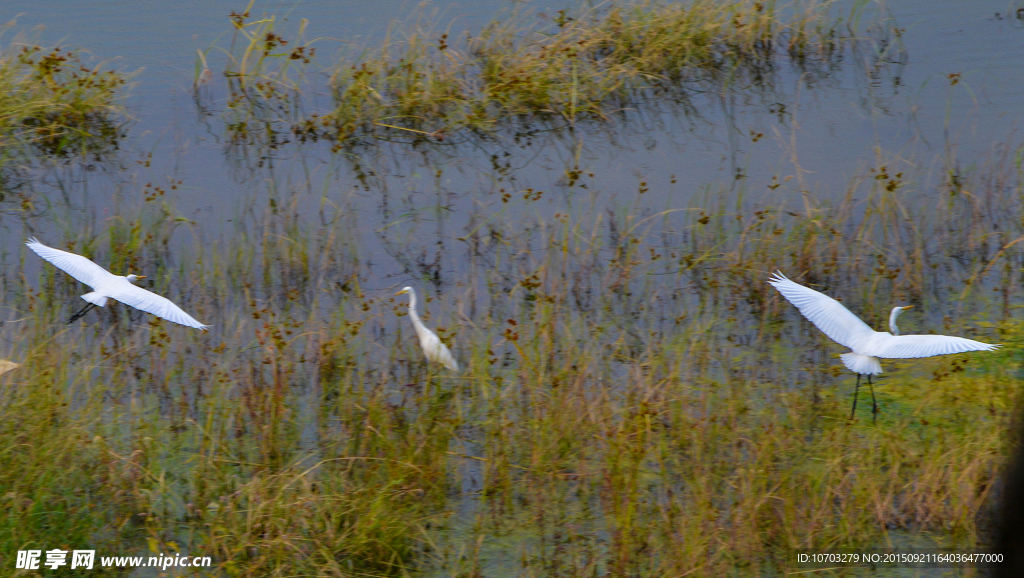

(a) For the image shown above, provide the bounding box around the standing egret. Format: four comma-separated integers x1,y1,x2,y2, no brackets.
27,238,210,330
395,286,459,371
768,271,998,421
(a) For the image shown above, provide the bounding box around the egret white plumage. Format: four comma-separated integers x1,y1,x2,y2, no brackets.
768,271,998,421
27,238,210,330
395,286,459,371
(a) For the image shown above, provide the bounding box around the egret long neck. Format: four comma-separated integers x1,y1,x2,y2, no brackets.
888,307,903,336
406,290,429,340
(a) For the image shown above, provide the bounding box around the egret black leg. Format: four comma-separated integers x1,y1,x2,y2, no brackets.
868,374,878,423
850,374,861,420
67,303,96,324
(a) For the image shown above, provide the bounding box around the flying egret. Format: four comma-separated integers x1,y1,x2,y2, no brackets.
395,286,459,371
768,271,998,421
27,238,210,330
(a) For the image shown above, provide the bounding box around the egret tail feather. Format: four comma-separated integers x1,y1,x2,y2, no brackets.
81,292,108,307
840,353,882,375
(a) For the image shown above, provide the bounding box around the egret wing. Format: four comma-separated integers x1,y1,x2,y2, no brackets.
419,330,459,371
26,238,113,288
431,341,459,372
108,282,210,330
868,334,998,359
768,271,875,349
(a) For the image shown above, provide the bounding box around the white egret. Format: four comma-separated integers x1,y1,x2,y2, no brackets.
395,286,459,371
768,271,998,421
27,238,210,330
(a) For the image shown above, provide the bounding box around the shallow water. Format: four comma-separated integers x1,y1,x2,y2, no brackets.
4,2,1022,575
11,0,1024,288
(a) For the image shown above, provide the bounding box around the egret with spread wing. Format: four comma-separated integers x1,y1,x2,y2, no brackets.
768,271,997,421
27,238,210,330
395,286,459,371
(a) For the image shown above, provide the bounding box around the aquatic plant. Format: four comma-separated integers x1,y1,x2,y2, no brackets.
207,0,902,154
0,22,129,197
0,3,1018,575
1,137,1021,575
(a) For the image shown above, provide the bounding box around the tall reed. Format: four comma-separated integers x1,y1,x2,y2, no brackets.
0,21,129,197
206,0,903,152
1,138,1020,575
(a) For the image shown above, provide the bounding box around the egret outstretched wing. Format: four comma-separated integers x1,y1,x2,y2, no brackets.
28,237,210,331
769,270,999,422
26,238,112,288
866,334,998,359
768,271,874,349
110,283,210,330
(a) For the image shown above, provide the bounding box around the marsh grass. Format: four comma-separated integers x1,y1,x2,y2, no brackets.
0,22,129,198
207,0,900,153
0,4,1017,574
0,134,1022,577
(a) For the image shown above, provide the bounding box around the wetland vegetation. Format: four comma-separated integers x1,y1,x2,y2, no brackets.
0,22,128,200
0,1,1021,577
206,0,902,153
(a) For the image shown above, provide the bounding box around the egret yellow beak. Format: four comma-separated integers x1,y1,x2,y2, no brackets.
395,289,409,296
901,304,913,310
137,275,147,279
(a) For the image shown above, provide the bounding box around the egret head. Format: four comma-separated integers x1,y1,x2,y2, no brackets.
889,305,913,335
395,286,418,310
126,274,147,284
